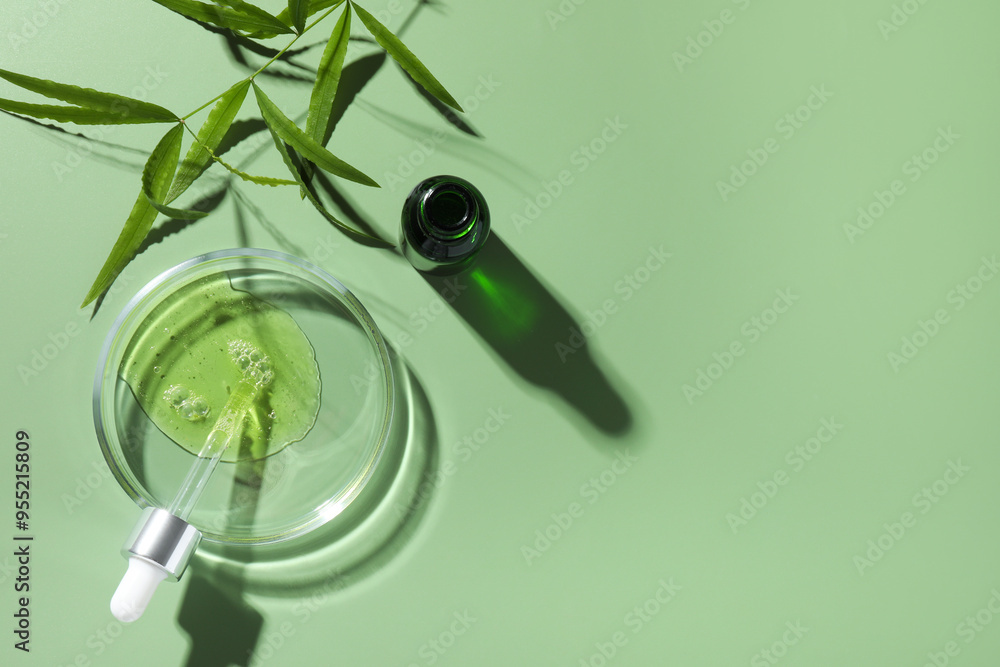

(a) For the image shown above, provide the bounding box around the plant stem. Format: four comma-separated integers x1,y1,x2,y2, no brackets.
180,2,346,121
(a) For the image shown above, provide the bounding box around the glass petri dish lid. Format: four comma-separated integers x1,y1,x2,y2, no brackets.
94,249,394,545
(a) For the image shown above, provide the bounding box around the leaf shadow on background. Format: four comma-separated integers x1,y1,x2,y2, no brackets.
3,110,148,173
319,51,386,145
310,167,387,244
389,0,480,138
419,235,636,440
354,97,541,198
219,29,375,85
214,118,269,157
233,186,251,247
231,187,310,258
398,67,480,138
171,12,315,77
221,30,317,77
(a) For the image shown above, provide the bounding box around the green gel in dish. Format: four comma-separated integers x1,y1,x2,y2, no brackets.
119,272,321,462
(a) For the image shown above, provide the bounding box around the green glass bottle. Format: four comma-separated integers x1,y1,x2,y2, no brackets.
400,175,490,274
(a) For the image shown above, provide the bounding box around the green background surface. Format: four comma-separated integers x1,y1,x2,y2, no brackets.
2,1,999,665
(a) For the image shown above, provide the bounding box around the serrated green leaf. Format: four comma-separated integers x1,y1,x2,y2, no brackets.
150,0,293,35
288,0,309,33
166,80,250,203
0,67,176,122
144,124,211,217
83,125,185,306
142,124,185,204
0,98,175,125
143,126,208,224
351,2,463,112
262,123,390,246
82,192,159,306
253,82,378,187
306,4,350,146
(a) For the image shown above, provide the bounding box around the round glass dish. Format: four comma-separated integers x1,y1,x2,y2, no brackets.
93,249,394,545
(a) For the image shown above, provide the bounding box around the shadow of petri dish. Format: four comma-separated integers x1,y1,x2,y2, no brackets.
196,351,440,597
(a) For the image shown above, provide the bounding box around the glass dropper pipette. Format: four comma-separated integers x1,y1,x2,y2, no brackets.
110,343,274,622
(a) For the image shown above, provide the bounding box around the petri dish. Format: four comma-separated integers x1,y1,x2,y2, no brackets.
93,249,394,545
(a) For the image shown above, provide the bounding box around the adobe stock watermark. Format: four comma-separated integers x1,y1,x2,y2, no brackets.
546,0,588,31
407,275,466,336
577,578,682,667
877,0,934,40
54,616,132,667
682,288,799,404
6,0,73,52
554,245,671,362
0,555,21,586
404,610,478,667
243,569,348,666
61,460,124,515
887,255,998,372
360,0,406,28
18,273,133,386
303,231,341,266
288,570,347,625
17,319,81,385
921,588,1000,667
343,275,466,373
843,126,959,243
521,450,638,565
50,66,170,182
726,417,844,534
512,117,628,233
393,407,512,519
853,459,970,576
672,0,757,73
381,74,501,193
60,428,148,515
750,621,809,667
716,85,833,202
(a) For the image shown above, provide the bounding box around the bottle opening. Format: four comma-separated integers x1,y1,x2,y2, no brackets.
425,188,473,235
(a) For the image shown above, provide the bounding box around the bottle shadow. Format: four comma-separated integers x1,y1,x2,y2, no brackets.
419,234,634,438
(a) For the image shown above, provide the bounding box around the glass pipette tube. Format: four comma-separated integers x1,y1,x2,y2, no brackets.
111,342,273,622
168,368,269,520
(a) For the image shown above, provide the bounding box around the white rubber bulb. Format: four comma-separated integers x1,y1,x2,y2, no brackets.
110,557,168,623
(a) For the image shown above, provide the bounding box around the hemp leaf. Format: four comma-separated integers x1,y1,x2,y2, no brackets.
0,1,464,305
